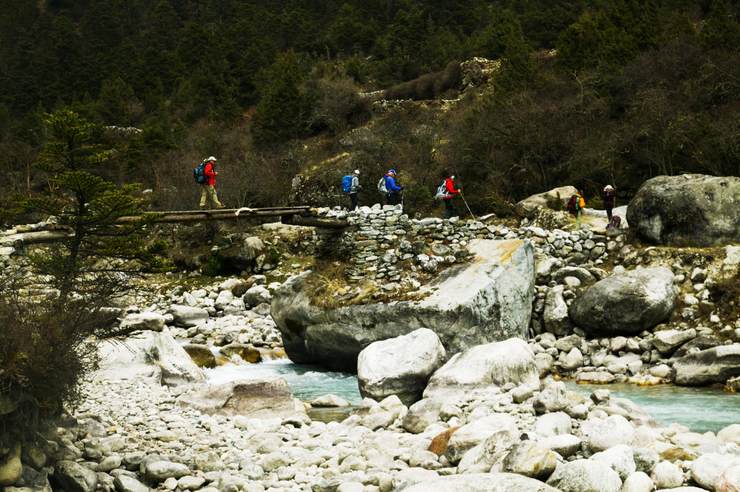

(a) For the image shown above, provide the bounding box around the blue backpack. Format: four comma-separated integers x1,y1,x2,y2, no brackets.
193,161,207,184
341,175,353,194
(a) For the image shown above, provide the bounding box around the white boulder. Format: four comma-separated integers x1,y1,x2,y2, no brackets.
96,331,205,385
119,311,166,332
546,459,622,492
357,328,446,405
169,305,209,327
424,338,538,396
581,415,635,452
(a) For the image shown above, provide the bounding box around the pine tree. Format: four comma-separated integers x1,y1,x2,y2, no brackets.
29,109,159,300
251,52,313,146
0,109,164,449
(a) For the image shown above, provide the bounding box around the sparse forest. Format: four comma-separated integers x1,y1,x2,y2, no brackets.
1,0,738,217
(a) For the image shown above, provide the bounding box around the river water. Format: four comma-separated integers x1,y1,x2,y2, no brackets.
205,361,740,433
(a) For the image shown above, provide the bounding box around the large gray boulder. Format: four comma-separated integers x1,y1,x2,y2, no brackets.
357,328,446,406
516,185,578,217
673,344,740,386
96,330,205,386
402,472,558,492
272,239,534,371
627,174,740,246
177,378,306,419
569,267,677,336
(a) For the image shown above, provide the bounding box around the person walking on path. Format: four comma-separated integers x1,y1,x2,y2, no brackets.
568,189,586,228
199,156,224,209
438,171,462,218
383,169,403,206
345,169,361,211
603,184,616,221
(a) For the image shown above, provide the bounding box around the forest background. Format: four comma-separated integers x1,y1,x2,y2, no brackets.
1,0,738,217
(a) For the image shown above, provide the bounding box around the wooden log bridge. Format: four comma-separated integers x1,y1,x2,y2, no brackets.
1,206,348,248
120,206,348,229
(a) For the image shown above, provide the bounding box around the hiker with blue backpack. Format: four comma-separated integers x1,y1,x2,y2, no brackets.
193,156,224,209
379,168,403,205
341,170,361,210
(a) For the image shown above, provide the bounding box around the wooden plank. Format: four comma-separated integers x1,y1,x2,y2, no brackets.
141,206,311,216
0,230,74,246
2,207,348,246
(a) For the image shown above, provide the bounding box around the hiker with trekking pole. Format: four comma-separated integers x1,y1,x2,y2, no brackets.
435,171,476,220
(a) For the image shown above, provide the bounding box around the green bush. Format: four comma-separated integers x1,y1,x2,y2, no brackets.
307,76,371,134
0,274,123,448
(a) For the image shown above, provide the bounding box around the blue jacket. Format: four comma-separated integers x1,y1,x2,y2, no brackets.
384,174,402,192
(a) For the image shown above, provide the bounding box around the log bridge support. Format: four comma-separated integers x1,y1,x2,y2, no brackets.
1,207,348,247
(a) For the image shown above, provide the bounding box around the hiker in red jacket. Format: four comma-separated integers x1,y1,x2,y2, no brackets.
439,171,461,219
199,156,224,209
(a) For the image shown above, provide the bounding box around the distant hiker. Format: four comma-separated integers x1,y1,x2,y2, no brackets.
603,184,616,221
435,171,461,218
342,169,361,211
194,156,224,209
567,190,586,227
381,169,403,205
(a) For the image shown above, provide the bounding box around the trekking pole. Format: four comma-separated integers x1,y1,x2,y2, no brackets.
459,192,476,221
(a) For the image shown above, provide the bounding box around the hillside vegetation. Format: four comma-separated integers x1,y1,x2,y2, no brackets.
1,0,739,218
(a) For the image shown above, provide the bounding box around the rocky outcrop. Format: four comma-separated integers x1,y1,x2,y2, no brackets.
96,330,205,385
673,344,740,386
516,186,578,218
357,328,446,405
569,267,677,336
627,174,740,246
272,239,534,371
177,378,306,419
